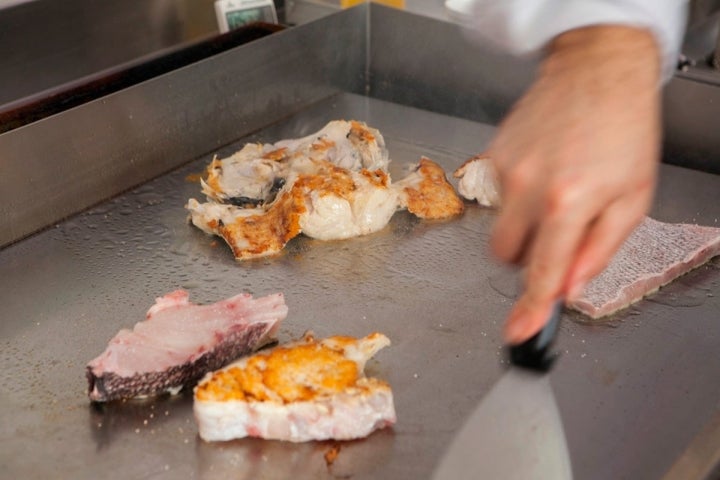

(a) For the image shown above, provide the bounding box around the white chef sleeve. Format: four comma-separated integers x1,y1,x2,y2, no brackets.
447,0,688,81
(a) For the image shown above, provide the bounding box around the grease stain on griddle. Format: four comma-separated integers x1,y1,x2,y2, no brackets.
487,268,522,300
564,309,626,329
645,261,718,308
645,288,707,308
195,428,395,479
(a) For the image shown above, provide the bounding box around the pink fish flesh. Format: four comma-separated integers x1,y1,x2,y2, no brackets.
569,217,720,318
86,290,287,402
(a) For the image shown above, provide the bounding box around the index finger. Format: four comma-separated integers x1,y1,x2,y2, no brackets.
503,192,595,343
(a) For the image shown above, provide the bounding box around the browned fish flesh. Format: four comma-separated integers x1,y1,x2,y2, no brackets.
193,332,396,442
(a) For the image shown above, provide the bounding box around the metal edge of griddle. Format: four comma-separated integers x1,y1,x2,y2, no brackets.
662,73,720,175
0,4,369,249
367,4,536,125
0,23,286,134
662,407,720,480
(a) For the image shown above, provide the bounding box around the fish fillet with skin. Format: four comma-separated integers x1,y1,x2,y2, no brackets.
569,217,720,318
86,290,287,402
194,332,396,442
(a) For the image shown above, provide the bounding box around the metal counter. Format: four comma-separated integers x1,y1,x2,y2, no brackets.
2,4,720,479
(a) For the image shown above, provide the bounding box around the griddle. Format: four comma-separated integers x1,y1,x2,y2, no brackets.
1,4,720,479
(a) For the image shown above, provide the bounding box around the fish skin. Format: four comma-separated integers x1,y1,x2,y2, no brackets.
87,322,272,402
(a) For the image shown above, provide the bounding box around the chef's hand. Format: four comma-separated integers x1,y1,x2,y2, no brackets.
488,25,663,344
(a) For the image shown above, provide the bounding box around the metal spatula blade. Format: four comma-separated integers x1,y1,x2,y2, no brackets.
432,302,572,479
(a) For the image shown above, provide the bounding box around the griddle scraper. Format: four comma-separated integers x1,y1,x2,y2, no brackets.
432,301,572,479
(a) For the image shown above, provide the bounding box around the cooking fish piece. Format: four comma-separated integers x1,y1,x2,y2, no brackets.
194,332,396,442
201,120,389,207
296,163,399,241
453,154,501,208
86,290,287,402
188,159,399,259
397,156,465,219
186,195,303,260
201,144,287,207
188,120,464,260
568,217,720,318
188,157,460,259
274,119,389,172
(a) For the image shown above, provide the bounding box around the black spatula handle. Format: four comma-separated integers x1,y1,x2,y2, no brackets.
508,301,562,372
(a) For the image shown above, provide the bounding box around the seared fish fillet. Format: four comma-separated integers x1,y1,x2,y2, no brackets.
194,332,396,442
86,290,287,402
187,120,463,260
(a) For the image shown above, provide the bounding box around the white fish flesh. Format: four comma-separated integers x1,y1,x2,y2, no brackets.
453,154,501,208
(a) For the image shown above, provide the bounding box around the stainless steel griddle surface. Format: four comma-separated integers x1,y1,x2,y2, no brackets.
1,93,720,480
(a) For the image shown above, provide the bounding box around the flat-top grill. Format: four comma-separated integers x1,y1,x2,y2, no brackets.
1,5,720,479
